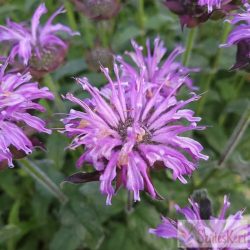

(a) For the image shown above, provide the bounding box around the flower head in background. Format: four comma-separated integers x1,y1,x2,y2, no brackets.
86,46,114,72
117,38,199,97
72,0,120,20
0,3,79,78
61,64,208,205
164,0,240,28
0,59,54,168
150,194,250,249
222,2,250,70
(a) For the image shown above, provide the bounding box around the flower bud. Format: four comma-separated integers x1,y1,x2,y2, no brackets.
164,0,240,28
72,0,120,20
29,45,68,79
191,189,213,220
86,47,113,71
231,39,250,71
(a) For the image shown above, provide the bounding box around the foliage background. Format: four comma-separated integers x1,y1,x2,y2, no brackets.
0,0,249,249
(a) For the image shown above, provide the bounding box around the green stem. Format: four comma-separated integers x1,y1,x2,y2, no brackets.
43,74,66,112
80,16,93,49
18,158,68,204
182,28,197,67
137,0,145,42
126,191,134,214
218,74,246,127
197,22,231,115
218,106,250,166
138,0,145,29
196,106,250,188
97,21,109,47
235,73,246,96
64,1,78,31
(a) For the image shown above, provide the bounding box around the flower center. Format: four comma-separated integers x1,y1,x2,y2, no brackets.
117,117,133,141
30,48,54,71
117,118,152,144
29,46,64,72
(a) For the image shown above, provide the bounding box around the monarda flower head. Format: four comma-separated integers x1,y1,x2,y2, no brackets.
222,2,250,70
0,3,79,78
150,194,250,249
116,38,199,97
72,0,120,20
0,60,54,168
86,46,114,72
164,0,240,28
61,63,208,205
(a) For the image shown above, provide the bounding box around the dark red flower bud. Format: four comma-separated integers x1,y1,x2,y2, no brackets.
28,45,68,79
164,0,240,28
231,39,250,71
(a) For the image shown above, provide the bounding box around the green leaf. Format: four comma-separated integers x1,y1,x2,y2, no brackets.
49,226,85,250
0,225,20,244
18,158,68,204
53,58,87,80
47,133,69,170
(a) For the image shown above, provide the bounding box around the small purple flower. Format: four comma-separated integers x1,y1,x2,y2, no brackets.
72,0,120,20
61,64,208,205
117,38,199,97
0,59,54,167
150,196,250,249
222,2,250,70
0,3,79,78
164,0,240,28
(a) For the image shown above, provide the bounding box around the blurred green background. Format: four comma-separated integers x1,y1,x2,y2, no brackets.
0,0,249,249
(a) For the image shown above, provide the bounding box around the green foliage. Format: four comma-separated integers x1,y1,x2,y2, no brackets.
0,0,250,250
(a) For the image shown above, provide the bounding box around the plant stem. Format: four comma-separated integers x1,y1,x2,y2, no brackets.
196,105,250,188
80,16,93,49
64,1,78,31
197,22,231,115
235,73,246,96
218,106,250,166
43,74,66,112
97,21,109,47
138,0,146,41
218,74,246,127
138,0,145,29
18,158,68,204
182,28,197,67
126,191,134,213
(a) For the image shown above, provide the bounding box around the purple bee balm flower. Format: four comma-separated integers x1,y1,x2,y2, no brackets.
164,0,240,28
0,3,79,78
116,38,199,97
61,63,208,205
150,196,250,249
221,2,250,70
0,59,54,167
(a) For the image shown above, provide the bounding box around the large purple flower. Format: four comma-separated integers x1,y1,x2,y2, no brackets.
61,64,208,205
150,196,250,249
116,38,199,97
164,0,240,28
222,2,250,70
0,59,54,167
0,3,78,78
